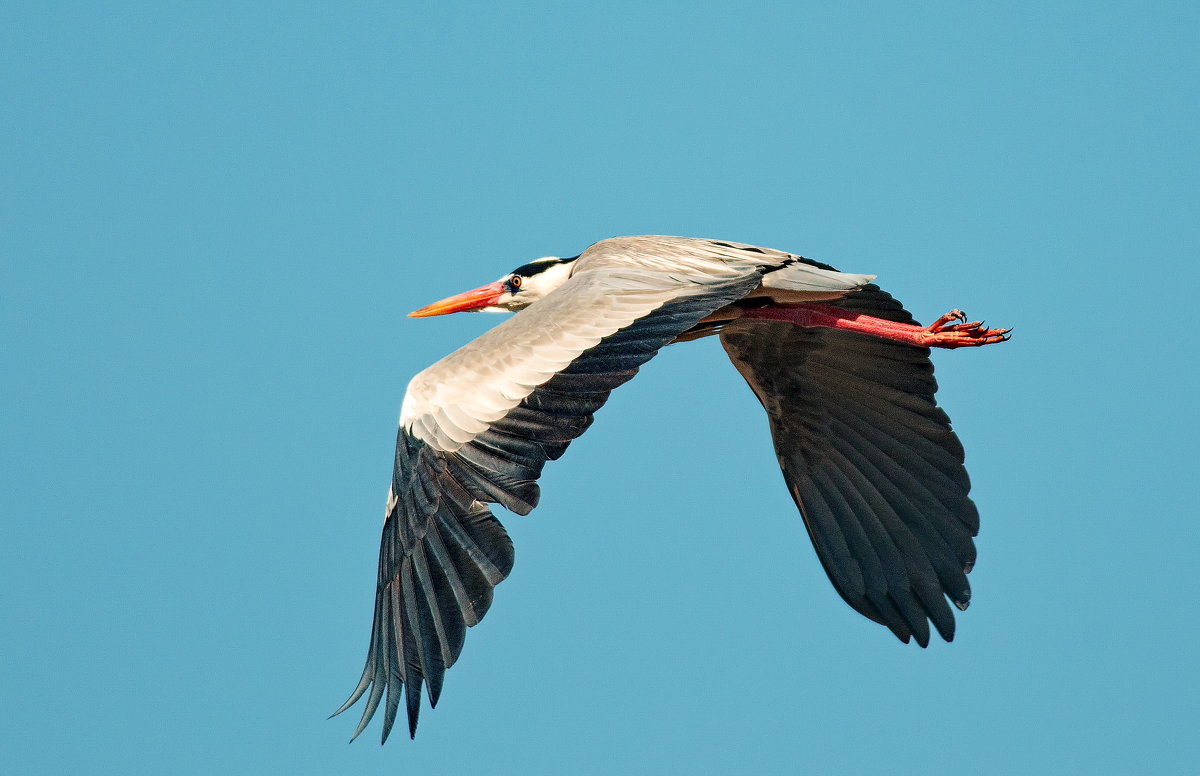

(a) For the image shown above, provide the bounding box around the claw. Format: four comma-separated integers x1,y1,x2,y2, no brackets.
927,309,973,333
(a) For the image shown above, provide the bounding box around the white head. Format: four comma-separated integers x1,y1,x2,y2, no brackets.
408,256,578,317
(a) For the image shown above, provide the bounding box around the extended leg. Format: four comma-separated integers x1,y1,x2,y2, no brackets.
739,303,1010,349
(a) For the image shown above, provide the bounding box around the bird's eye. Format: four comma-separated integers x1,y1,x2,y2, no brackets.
508,276,522,290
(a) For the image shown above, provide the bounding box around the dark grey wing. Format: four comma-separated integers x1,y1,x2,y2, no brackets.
719,284,978,647
335,274,763,742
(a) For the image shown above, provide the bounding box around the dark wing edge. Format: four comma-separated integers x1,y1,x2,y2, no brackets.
719,284,979,647
335,275,763,742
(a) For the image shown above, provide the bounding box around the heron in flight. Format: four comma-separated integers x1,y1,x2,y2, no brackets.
334,235,1010,741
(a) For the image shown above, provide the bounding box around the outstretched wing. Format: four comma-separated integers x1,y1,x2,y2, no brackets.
336,247,797,742
719,283,979,647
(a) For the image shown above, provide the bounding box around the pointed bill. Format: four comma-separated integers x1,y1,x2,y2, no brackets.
408,281,507,317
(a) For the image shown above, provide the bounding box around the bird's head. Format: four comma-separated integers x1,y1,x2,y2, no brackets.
408,256,577,317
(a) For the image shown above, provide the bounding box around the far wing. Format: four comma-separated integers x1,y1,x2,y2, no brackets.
336,265,765,742
719,284,979,647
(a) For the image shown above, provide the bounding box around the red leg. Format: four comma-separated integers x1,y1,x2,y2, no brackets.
739,303,1011,349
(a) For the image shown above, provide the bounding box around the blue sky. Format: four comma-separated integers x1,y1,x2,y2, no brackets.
3,2,1197,774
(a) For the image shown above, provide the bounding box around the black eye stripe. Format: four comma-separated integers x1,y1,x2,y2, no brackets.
509,255,576,277
510,263,552,277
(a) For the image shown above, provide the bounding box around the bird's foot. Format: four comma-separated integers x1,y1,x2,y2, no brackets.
916,309,1011,349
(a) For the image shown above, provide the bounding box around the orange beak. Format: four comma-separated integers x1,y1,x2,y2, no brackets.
407,280,508,318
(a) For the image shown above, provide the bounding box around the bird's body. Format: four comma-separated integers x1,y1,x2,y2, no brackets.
335,236,1009,742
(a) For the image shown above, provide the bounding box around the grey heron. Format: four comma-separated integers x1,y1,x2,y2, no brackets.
334,235,1009,741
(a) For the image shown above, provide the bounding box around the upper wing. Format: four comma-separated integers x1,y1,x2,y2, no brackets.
400,236,873,455
336,256,770,742
719,284,979,647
